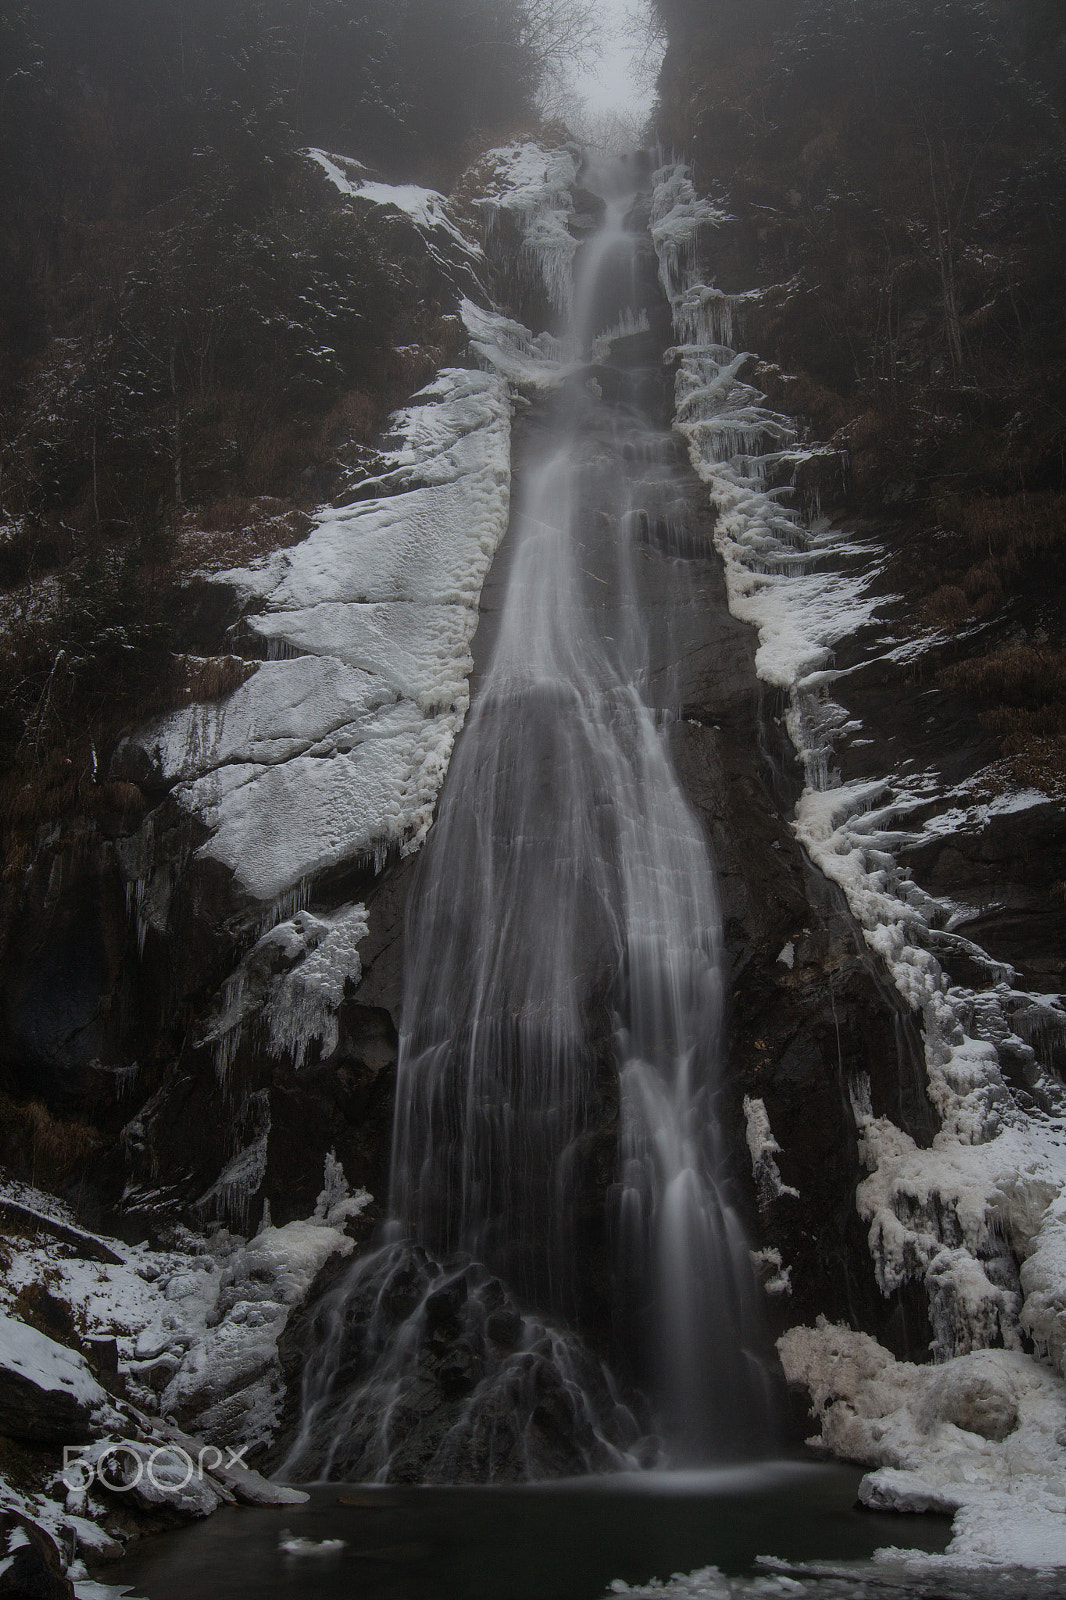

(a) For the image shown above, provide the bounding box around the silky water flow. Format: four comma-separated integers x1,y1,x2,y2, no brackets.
281,158,777,1484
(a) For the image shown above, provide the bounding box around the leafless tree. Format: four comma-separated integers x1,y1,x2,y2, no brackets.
521,0,602,79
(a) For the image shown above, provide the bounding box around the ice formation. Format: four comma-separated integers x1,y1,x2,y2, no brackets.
134,365,511,904
780,1319,1066,1566
651,159,1066,1565
743,1097,800,1209
0,1163,366,1535
200,903,370,1083
307,148,486,290
461,297,569,389
475,141,581,314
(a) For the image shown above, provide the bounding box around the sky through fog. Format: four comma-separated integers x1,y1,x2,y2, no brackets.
564,0,659,135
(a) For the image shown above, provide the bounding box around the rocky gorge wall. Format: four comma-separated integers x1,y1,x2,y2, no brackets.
2,123,1066,1574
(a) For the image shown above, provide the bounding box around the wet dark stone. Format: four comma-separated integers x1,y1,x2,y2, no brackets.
486,1307,523,1349
271,1244,644,1484
0,1512,74,1600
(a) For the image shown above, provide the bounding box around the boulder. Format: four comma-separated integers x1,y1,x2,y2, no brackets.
0,1511,74,1600
917,1353,1021,1442
0,1315,106,1444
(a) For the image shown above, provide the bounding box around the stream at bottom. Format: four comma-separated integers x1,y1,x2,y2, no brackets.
114,1462,963,1600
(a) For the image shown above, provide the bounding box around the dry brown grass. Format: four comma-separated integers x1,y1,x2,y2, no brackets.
1,745,84,835
178,654,258,703
997,735,1066,799
918,493,1065,627
922,584,972,625
0,1098,103,1192
941,644,1066,797
951,490,1066,559
942,643,1066,704
9,1280,78,1348
177,504,314,571
754,361,851,436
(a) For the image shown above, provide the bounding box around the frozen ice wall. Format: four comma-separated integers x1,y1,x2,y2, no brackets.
651,158,1066,1564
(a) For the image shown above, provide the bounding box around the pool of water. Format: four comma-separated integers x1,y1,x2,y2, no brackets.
116,1461,954,1600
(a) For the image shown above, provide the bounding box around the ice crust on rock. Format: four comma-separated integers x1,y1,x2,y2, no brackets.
461,297,569,389
121,365,511,1072
158,1214,358,1448
780,1319,1066,1566
476,141,581,314
0,1173,362,1570
306,148,486,289
648,163,731,307
607,1569,828,1598
134,365,512,905
652,160,1066,1567
743,1096,800,1208
201,903,370,1081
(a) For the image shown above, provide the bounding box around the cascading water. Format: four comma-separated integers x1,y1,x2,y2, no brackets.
282,154,776,1483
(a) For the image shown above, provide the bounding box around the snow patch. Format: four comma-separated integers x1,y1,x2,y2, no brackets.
0,1314,108,1410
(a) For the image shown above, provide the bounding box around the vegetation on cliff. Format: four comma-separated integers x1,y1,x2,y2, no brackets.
0,0,553,864
653,0,1066,794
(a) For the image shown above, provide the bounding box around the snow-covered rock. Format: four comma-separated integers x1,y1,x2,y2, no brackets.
780,1318,1066,1565
129,366,511,909
0,1316,108,1443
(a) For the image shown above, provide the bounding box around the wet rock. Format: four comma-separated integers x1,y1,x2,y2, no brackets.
485,1306,523,1349
83,1335,120,1379
271,1243,643,1484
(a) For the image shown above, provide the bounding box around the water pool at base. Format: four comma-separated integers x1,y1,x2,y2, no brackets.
116,1462,953,1600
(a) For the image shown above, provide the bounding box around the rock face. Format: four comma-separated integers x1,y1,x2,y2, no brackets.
0,143,951,1458
274,1243,642,1483
0,1512,74,1600
5,134,1062,1512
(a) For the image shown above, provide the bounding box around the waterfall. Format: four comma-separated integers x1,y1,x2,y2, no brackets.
282,153,776,1482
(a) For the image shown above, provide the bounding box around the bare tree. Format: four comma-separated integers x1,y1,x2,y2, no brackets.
520,0,603,105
